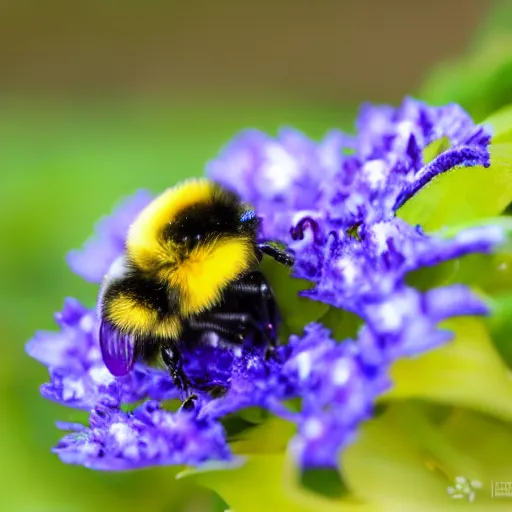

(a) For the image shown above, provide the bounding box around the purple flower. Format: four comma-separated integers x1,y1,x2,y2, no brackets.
26,297,181,409
291,218,502,317
54,400,231,470
283,324,389,467
208,128,351,241
28,98,501,471
210,98,491,238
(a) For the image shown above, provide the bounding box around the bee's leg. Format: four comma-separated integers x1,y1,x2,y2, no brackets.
228,272,278,347
257,243,295,267
161,345,196,406
180,394,198,411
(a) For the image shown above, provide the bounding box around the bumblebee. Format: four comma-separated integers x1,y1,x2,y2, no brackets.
98,179,293,394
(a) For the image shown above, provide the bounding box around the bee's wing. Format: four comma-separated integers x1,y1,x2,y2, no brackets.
99,320,136,376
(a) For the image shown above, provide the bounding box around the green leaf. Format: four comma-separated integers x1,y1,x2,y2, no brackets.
398,143,512,231
483,104,512,143
343,403,457,510
343,401,512,510
179,453,378,512
318,306,364,341
179,419,377,511
229,416,296,455
432,215,512,241
383,317,512,422
408,251,512,300
441,408,512,484
261,258,329,336
423,136,451,164
486,292,512,364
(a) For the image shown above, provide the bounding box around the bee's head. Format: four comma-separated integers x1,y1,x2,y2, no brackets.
162,195,259,256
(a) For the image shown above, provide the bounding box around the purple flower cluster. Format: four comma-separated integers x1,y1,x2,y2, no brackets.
210,98,490,241
27,298,180,411
28,98,501,470
54,401,230,470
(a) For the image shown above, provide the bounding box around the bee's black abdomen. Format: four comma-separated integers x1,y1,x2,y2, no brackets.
180,270,281,349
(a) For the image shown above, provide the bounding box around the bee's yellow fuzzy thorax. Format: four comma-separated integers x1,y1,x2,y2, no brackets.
126,179,214,270
164,237,257,315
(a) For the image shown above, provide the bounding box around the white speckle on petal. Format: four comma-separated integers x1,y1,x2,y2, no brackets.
246,356,259,369
332,359,352,386
363,160,387,188
336,257,358,286
376,302,403,331
261,144,300,192
62,378,85,400
79,314,95,333
302,418,323,439
205,332,219,347
370,222,396,254
83,441,99,456
110,423,136,445
89,365,115,384
123,444,140,460
296,352,311,380
395,121,415,140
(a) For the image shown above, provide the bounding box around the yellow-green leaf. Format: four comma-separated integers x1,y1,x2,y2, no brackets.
179,453,377,512
230,416,296,455
261,257,329,335
383,317,512,421
484,104,512,143
343,402,512,511
398,143,512,231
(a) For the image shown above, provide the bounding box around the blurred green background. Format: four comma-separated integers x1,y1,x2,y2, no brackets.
1,1,511,510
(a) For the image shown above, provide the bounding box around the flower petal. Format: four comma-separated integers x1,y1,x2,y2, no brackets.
54,401,231,470
398,143,512,231
384,317,512,422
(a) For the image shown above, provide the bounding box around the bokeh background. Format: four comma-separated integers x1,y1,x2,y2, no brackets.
2,1,512,510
